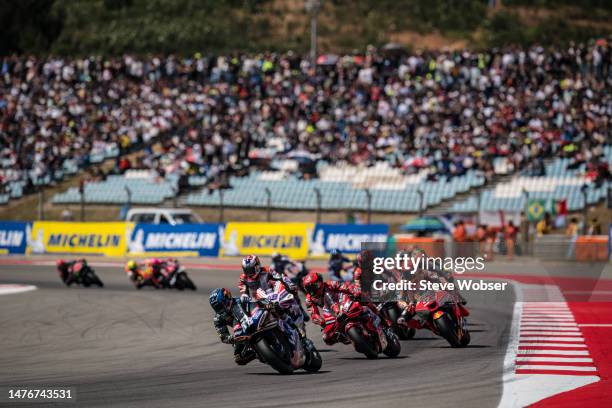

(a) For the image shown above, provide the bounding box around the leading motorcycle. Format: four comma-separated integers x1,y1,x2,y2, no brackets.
403,290,470,348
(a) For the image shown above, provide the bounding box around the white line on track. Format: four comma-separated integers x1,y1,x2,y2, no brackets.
516,357,593,363
519,343,587,348
517,350,590,356
0,284,37,296
519,337,584,342
514,365,597,372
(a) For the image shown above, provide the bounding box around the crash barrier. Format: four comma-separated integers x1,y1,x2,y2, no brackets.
0,221,30,255
0,221,389,258
28,221,132,257
220,222,389,259
575,235,609,261
127,223,223,257
390,236,446,258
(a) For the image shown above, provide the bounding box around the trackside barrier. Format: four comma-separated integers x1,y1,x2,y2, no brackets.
127,223,223,257
391,235,446,258
220,222,313,259
575,235,609,262
28,222,132,257
0,221,391,258
308,224,389,258
0,221,31,255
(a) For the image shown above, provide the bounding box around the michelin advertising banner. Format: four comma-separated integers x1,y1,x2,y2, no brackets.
28,222,131,257
0,221,31,254
128,223,222,257
221,222,313,259
308,224,389,257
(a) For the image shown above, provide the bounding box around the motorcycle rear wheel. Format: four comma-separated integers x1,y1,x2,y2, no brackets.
347,327,378,359
254,334,294,375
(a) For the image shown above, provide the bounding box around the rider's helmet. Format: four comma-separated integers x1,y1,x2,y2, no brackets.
271,252,282,263
330,248,341,259
302,272,324,297
125,260,137,273
241,255,262,282
56,259,66,269
209,288,233,314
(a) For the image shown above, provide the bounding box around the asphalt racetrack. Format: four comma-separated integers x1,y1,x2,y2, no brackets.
0,264,515,407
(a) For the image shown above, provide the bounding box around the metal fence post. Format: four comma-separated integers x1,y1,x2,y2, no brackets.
364,188,372,224
581,184,588,234
80,189,85,221
417,189,424,217
314,187,322,224
522,189,530,255
38,188,44,221
476,191,482,226
265,187,272,222
124,186,132,210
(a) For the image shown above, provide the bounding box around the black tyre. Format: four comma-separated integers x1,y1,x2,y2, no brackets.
387,307,415,340
347,327,378,359
92,275,104,288
254,333,294,374
435,314,462,348
460,327,471,347
183,275,196,291
302,341,322,372
382,329,401,358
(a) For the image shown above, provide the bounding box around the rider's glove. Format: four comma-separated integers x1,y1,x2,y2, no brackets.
240,294,250,304
221,334,234,344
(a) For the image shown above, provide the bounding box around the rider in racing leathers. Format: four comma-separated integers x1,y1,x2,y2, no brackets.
238,255,306,336
270,252,297,275
56,259,81,286
396,248,467,327
302,272,385,345
209,288,257,365
125,258,164,288
328,249,352,281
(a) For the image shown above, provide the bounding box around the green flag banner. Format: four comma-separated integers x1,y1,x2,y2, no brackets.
527,199,546,222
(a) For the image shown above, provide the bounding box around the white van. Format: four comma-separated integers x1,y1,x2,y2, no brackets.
125,208,203,225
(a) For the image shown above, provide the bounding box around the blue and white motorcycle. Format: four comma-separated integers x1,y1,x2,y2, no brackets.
233,285,322,374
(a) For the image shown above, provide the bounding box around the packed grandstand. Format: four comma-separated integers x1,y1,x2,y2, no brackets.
1,39,610,213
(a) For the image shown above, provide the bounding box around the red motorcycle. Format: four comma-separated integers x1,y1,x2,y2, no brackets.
322,293,401,359
404,290,470,348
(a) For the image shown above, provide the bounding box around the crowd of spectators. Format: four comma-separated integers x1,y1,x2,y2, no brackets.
1,38,610,196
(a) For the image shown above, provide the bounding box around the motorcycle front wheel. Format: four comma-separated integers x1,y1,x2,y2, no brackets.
435,314,462,347
382,329,401,358
347,327,378,359
254,332,294,375
302,339,322,372
387,307,415,340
